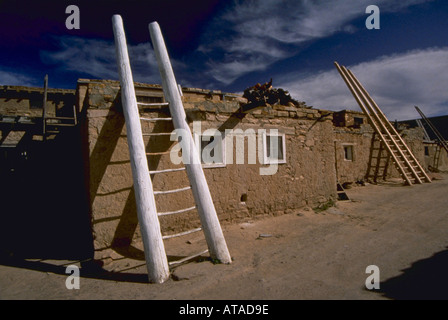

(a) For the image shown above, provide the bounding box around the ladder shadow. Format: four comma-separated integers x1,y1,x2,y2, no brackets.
0,254,150,284
110,110,179,257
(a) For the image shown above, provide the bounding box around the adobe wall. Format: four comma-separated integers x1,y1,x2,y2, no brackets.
0,85,75,118
0,85,92,259
333,110,427,184
78,79,337,260
424,143,448,172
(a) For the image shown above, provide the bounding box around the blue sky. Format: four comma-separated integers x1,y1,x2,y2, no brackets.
0,0,447,120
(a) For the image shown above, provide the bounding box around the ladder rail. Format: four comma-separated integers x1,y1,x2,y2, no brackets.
416,119,432,142
415,106,448,153
345,67,428,183
149,21,231,264
334,62,413,185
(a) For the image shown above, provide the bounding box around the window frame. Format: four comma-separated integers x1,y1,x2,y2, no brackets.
262,131,287,165
194,131,226,168
342,143,355,162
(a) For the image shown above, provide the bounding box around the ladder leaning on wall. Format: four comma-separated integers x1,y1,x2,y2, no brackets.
415,106,448,171
334,62,431,186
112,15,231,283
42,75,78,140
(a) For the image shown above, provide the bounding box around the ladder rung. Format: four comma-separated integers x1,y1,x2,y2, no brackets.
168,249,209,267
137,102,169,106
149,167,185,174
45,116,76,120
154,186,191,195
46,123,76,127
158,206,196,217
162,227,202,240
140,117,173,121
146,151,172,156
158,206,196,216
142,132,172,136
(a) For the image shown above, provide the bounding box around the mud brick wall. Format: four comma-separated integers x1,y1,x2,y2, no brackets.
0,85,75,118
424,143,448,172
78,79,338,260
333,110,426,184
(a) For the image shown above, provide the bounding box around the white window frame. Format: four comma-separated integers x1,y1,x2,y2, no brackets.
262,131,287,165
342,143,355,161
194,131,226,168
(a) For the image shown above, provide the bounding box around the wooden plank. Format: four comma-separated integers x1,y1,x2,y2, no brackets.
142,132,172,136
42,75,48,138
162,227,202,240
153,186,191,195
137,102,169,106
149,167,185,174
158,206,196,216
140,117,172,121
168,249,209,267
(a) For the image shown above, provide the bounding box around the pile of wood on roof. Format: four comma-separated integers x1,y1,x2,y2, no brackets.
243,78,308,108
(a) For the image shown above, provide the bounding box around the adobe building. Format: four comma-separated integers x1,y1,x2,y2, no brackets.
0,79,429,263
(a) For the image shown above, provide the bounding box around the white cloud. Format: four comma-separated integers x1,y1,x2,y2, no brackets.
40,36,167,84
278,47,448,120
0,70,38,87
199,0,434,85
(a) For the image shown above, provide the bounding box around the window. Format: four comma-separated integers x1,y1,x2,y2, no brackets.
262,132,286,164
195,132,226,168
424,146,429,156
343,145,354,161
353,117,364,128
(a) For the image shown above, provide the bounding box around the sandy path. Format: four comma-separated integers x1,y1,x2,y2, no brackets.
1,174,447,300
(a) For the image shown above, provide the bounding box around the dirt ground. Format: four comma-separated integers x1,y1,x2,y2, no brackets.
1,173,448,300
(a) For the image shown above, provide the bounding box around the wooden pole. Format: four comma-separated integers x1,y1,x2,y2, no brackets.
149,21,232,264
112,15,170,283
42,74,48,139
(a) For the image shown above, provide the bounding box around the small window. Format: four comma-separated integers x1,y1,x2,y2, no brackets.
195,132,226,168
424,146,429,156
263,132,286,164
353,117,364,128
344,145,354,161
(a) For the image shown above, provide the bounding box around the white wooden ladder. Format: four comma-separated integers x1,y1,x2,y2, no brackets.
113,16,231,282
137,99,210,267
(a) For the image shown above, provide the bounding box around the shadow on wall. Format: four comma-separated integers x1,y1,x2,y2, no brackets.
88,95,177,260
0,125,93,261
375,248,448,300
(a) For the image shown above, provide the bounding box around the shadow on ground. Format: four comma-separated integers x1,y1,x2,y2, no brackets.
0,255,150,284
376,248,448,300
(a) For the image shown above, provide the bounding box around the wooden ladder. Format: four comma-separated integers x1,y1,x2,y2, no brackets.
137,99,210,267
366,133,391,183
336,181,350,201
415,106,448,171
113,16,230,283
335,62,431,186
42,75,77,139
